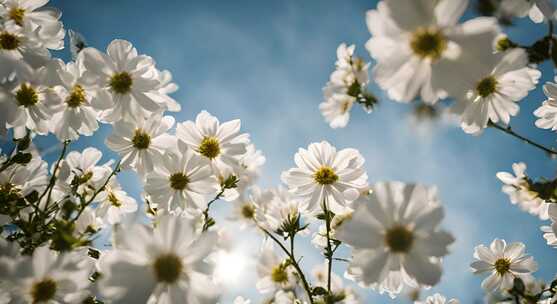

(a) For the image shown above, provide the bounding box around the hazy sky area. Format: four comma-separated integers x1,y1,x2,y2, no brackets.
18,0,557,302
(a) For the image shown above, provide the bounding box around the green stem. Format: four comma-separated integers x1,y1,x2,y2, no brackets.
202,188,225,232
489,122,557,157
322,199,334,294
257,223,314,304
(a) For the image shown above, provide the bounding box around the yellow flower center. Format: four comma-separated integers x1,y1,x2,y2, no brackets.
494,258,511,275
169,173,189,190
0,32,20,50
410,27,447,60
131,129,151,150
475,76,498,98
198,137,220,159
241,203,255,219
15,84,39,107
108,191,121,207
31,278,57,303
66,85,86,107
153,253,183,283
271,265,288,283
109,72,133,94
9,8,25,26
313,166,338,185
385,225,414,253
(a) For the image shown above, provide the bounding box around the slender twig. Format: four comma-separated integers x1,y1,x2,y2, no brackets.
489,122,557,157
39,141,70,211
322,198,334,294
202,188,225,231
257,223,314,304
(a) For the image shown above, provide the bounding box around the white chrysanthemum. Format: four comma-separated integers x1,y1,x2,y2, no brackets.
319,93,356,129
144,150,219,212
0,246,90,303
94,179,137,225
366,0,500,104
541,204,557,248
153,69,180,112
0,60,61,138
233,296,251,304
470,239,538,292
0,0,65,49
312,262,360,304
234,143,265,192
255,238,297,294
81,39,176,122
105,113,174,176
0,154,48,199
335,182,454,297
281,141,368,213
176,111,249,175
229,186,273,229
415,293,459,304
312,210,353,249
534,81,557,131
98,214,219,304
263,186,312,235
501,0,555,23
0,21,49,61
50,57,99,141
450,49,540,134
74,206,103,234
496,162,549,219
54,147,113,201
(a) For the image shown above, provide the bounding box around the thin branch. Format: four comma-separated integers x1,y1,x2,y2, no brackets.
322,199,334,294
257,223,314,304
202,188,225,232
489,122,557,157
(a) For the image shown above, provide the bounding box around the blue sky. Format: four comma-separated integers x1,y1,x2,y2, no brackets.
22,0,557,302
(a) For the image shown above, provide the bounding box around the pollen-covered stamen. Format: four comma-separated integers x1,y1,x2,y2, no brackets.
494,258,511,275
108,191,121,207
476,76,498,98
0,32,20,50
109,72,133,94
241,203,255,219
153,253,183,283
131,129,151,150
410,27,448,60
9,8,25,26
385,225,414,253
66,85,86,107
15,84,39,107
31,278,57,303
271,264,288,283
169,173,189,190
198,137,220,159
313,166,339,185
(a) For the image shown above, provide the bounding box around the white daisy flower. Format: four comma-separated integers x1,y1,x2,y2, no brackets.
263,186,311,235
74,206,103,234
366,0,500,104
496,162,549,219
0,0,65,50
335,182,454,297
144,149,219,213
234,143,265,192
176,110,250,175
280,141,368,213
450,49,541,134
0,60,61,138
80,39,174,122
229,186,273,229
470,239,538,292
94,179,137,225
105,113,175,176
1,246,90,303
415,293,459,304
319,93,356,129
0,154,48,200
255,238,297,294
233,296,251,304
98,214,219,303
153,69,180,112
50,57,100,141
541,204,557,248
311,210,352,249
534,80,557,131
0,20,49,61
54,147,113,201
501,0,555,23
